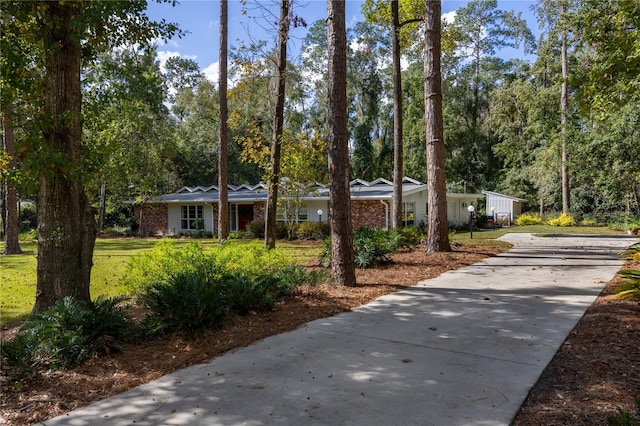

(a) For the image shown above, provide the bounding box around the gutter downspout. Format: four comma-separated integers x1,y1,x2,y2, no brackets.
380,200,389,229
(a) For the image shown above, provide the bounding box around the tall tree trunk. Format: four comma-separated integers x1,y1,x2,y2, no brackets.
33,2,96,314
391,0,403,229
327,0,356,286
424,0,451,253
560,3,570,214
218,0,230,242
2,103,23,255
265,0,290,249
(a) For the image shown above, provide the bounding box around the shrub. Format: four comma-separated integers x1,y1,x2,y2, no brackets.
1,296,135,371
296,222,330,240
580,219,597,227
275,264,327,289
247,220,301,240
320,227,415,269
547,213,576,227
276,222,290,239
607,214,639,232
224,263,320,313
515,213,544,226
127,240,318,331
122,240,216,293
223,274,280,315
228,231,246,239
139,271,228,334
399,226,424,245
180,230,214,238
101,225,131,236
247,220,265,239
210,241,294,279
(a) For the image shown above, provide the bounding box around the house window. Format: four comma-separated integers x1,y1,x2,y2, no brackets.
297,207,308,222
276,206,308,223
181,205,203,230
402,202,415,227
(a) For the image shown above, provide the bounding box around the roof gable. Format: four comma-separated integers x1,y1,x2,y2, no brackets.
481,190,527,202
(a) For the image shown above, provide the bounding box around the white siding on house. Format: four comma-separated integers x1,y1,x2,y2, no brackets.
147,178,497,233
485,194,512,219
305,200,329,221
446,195,484,227
167,203,214,235
167,204,180,235
404,192,427,226
483,191,527,224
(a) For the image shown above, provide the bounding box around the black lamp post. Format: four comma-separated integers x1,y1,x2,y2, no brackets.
467,205,475,239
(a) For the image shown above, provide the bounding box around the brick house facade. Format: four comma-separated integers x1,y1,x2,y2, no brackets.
131,178,485,235
350,200,387,229
133,204,168,236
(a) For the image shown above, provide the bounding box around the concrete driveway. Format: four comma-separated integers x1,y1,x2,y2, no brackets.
40,233,638,426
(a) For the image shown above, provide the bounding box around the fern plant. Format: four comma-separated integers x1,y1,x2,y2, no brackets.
0,296,135,371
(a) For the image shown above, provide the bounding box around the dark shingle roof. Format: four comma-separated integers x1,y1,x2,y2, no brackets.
143,177,427,204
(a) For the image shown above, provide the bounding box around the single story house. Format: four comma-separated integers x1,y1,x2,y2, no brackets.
133,177,484,236
482,190,527,225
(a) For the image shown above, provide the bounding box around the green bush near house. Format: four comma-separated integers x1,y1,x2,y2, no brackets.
138,271,228,334
247,220,265,238
123,239,304,294
296,221,331,240
122,240,214,294
320,226,418,269
128,240,321,334
2,239,324,372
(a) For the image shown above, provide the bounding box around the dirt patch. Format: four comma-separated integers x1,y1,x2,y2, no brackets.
1,244,638,425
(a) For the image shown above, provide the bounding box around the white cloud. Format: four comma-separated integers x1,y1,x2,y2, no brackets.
203,61,220,83
151,36,179,49
442,11,456,25
400,56,409,72
156,50,198,73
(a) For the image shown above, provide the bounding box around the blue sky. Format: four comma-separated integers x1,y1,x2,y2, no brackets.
145,0,539,82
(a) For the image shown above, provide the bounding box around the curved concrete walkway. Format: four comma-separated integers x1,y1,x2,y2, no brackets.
40,233,638,426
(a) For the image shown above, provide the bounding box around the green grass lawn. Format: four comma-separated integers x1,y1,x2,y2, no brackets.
0,225,626,326
0,237,321,326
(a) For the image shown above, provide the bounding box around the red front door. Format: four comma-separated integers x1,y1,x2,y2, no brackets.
237,204,254,232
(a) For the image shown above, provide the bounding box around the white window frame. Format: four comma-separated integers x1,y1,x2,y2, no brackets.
181,205,204,231
402,202,415,227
